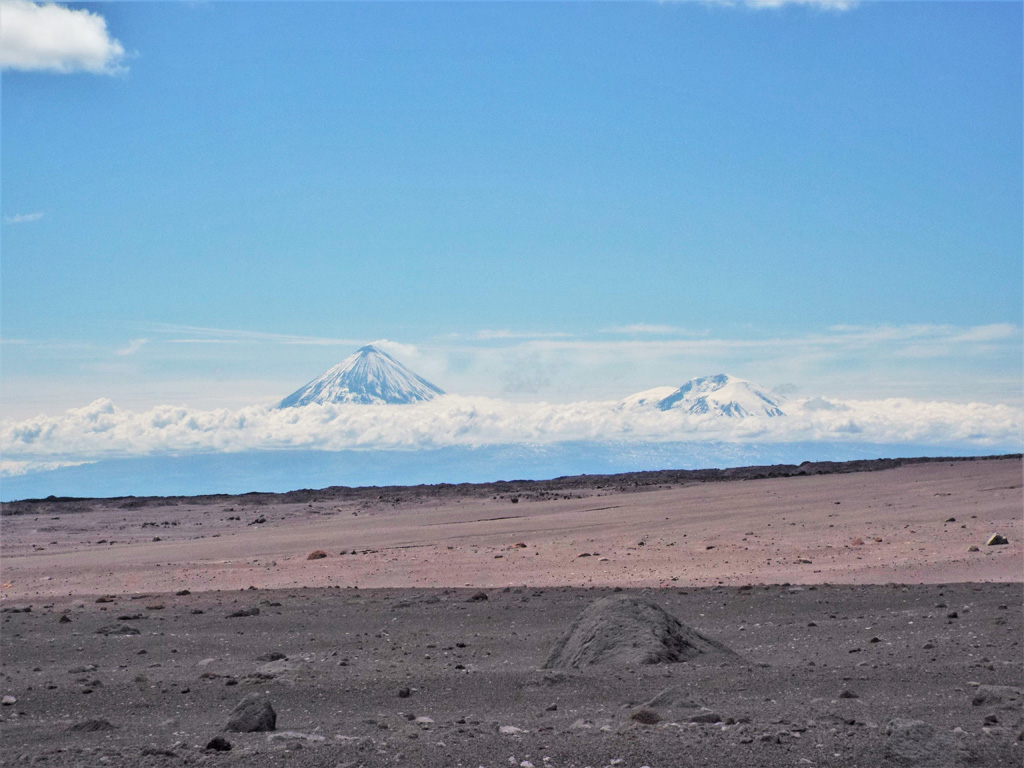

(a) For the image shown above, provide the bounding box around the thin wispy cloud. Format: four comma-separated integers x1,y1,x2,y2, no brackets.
717,0,858,10
3,212,44,224
827,324,1019,343
602,324,705,336
425,322,1023,405
0,0,127,74
443,330,575,342
115,338,148,356
150,323,361,347
521,323,1023,354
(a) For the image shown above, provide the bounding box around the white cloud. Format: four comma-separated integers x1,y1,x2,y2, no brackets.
0,458,91,477
732,0,857,9
151,323,362,347
368,338,420,359
602,324,704,336
2,394,1019,472
948,324,1019,343
443,330,574,341
3,211,44,223
115,338,148,356
0,0,127,74
826,323,1018,344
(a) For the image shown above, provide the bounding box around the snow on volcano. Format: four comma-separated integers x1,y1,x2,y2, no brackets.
278,345,445,407
622,374,786,417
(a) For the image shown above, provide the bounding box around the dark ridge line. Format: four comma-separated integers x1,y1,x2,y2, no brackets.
1,453,1019,515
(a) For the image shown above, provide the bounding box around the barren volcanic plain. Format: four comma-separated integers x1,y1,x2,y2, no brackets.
2,456,1022,767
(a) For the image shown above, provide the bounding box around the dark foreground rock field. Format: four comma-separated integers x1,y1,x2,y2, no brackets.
2,582,1021,767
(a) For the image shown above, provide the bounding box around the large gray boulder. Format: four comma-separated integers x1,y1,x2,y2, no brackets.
224,693,276,733
971,684,1022,709
884,718,969,766
543,594,741,669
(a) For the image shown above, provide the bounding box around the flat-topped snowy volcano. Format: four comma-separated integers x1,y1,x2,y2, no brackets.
278,345,445,407
622,374,786,417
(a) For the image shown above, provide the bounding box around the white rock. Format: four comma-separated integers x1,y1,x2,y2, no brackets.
500,725,526,735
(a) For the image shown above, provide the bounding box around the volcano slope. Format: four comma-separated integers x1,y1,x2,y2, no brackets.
1,456,1021,767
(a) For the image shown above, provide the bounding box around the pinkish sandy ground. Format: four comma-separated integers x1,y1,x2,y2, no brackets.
2,457,1021,601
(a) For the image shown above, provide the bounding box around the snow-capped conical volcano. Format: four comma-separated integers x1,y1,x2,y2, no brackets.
657,374,785,417
278,345,445,407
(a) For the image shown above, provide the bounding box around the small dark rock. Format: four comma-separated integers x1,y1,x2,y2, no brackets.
630,708,661,725
95,623,141,636
141,747,176,757
68,718,116,732
690,710,722,724
397,687,411,698
467,591,489,602
205,736,232,751
226,607,260,618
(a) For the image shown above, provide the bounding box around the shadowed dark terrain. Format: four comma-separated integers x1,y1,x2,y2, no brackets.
1,584,1021,767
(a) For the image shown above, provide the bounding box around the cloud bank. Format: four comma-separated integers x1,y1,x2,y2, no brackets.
0,0,126,74
3,394,1019,474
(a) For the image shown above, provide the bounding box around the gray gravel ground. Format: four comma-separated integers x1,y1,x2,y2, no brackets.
1,582,1021,767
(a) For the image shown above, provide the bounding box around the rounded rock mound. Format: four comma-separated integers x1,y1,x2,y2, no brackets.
224,693,276,733
543,594,741,669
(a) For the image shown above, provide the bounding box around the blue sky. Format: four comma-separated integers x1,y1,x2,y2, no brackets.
2,0,1022,419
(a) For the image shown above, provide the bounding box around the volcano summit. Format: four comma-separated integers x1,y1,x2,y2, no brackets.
278,345,445,407
621,374,786,417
